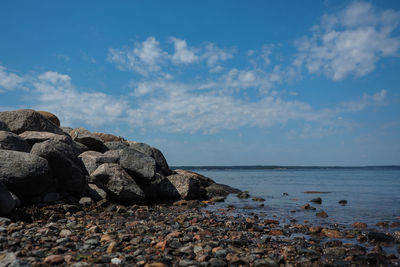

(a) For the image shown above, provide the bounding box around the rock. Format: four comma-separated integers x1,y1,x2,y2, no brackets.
91,163,145,204
254,258,279,267
310,197,322,204
208,258,227,267
79,197,93,206
79,150,119,175
0,131,31,152
0,252,25,267
339,200,348,205
237,191,250,199
104,141,128,151
31,140,87,194
0,182,16,215
376,221,389,228
92,132,128,144
352,222,368,229
159,172,206,200
367,232,395,243
321,229,343,238
0,150,51,198
0,109,65,135
316,211,328,218
252,197,265,202
36,110,61,126
42,192,60,203
19,130,71,146
175,169,214,187
129,142,172,176
60,229,73,237
309,226,322,234
205,183,241,197
71,141,89,156
9,192,21,207
117,148,156,182
70,128,104,152
44,254,64,264
88,183,107,200
0,120,10,131
323,247,347,256
61,126,73,135
111,258,122,265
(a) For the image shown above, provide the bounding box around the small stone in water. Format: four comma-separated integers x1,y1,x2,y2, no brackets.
339,200,348,205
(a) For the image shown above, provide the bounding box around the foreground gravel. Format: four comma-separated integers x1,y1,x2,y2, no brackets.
1,200,399,266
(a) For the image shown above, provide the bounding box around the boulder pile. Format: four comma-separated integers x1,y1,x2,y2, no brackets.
0,109,240,216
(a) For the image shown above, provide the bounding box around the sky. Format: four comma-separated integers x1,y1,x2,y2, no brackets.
0,1,400,166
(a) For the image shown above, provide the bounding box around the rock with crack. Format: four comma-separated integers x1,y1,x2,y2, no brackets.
31,140,87,195
90,163,145,204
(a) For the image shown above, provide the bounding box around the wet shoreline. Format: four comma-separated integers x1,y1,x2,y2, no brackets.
1,200,399,266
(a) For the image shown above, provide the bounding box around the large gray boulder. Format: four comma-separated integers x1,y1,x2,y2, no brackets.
128,142,172,176
0,131,31,152
104,141,128,151
117,148,156,183
0,150,51,198
90,163,145,204
19,131,71,146
70,128,105,152
79,150,119,175
0,120,10,131
31,140,86,195
0,182,16,215
0,109,65,135
159,172,207,200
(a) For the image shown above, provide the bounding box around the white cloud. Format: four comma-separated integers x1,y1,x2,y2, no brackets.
0,66,25,92
296,2,400,81
107,36,167,75
32,71,130,127
201,43,234,72
338,89,388,112
170,37,198,64
108,37,235,74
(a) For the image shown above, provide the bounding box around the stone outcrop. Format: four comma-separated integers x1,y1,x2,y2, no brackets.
36,111,60,126
0,109,65,135
79,150,119,175
92,132,128,144
70,128,105,152
0,120,10,131
90,163,145,204
19,131,71,146
117,148,156,183
0,131,31,152
31,140,86,195
0,150,51,198
0,109,240,214
160,172,207,200
128,141,172,176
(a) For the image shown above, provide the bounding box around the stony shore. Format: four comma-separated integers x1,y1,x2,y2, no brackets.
1,200,400,266
0,109,399,266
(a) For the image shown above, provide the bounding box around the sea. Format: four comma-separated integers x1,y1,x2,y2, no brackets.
178,166,400,230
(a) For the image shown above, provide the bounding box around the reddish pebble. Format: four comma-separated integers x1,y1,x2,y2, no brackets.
391,222,400,227
269,229,283,236
376,221,389,227
264,219,279,225
352,222,368,229
44,255,64,265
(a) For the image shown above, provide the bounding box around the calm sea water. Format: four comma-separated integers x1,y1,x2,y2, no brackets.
191,167,400,229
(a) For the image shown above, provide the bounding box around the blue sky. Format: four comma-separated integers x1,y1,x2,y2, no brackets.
1,1,400,166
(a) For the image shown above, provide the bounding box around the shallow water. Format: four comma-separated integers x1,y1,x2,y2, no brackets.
193,167,400,228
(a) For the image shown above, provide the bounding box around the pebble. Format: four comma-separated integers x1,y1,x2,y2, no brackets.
44,254,64,264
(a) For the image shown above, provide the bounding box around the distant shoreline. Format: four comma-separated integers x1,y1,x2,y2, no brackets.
172,165,400,170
